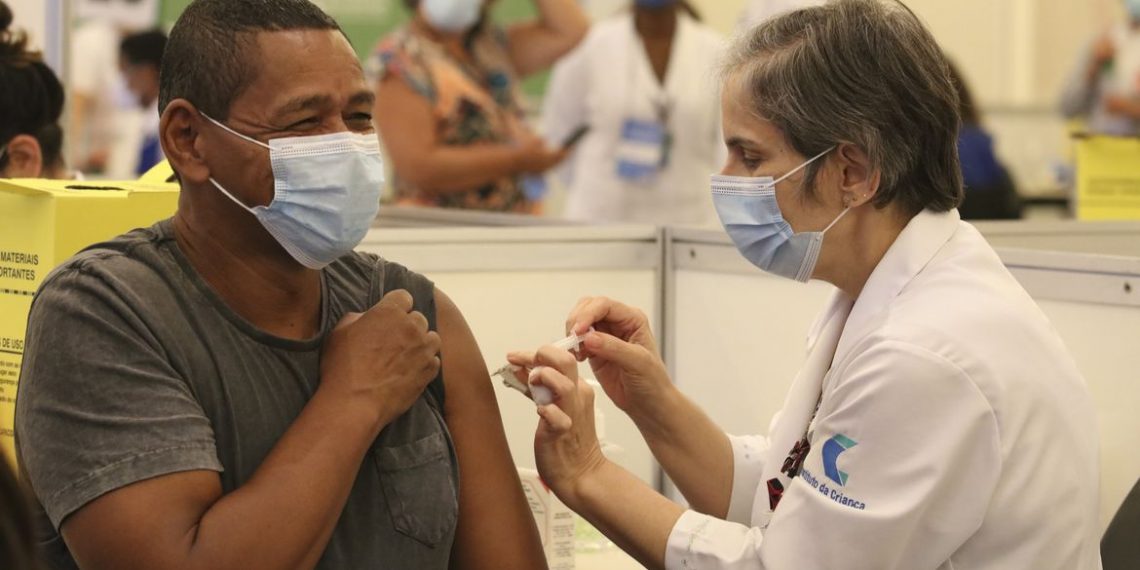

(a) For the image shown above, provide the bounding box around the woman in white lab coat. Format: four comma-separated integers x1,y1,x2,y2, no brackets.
509,1,1104,568
541,0,725,225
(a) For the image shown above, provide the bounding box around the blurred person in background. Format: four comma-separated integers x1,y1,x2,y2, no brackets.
738,0,823,30
948,60,1021,220
1,454,42,570
119,29,167,177
0,0,70,179
372,0,588,213
541,0,725,225
1061,0,1140,136
69,0,154,175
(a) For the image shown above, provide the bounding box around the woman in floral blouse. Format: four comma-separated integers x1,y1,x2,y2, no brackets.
372,0,588,213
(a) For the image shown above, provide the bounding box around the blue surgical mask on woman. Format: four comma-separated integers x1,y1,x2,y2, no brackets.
422,0,482,33
710,148,849,283
634,0,677,7
201,113,384,270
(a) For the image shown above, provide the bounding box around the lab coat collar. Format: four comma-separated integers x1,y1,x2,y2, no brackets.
832,208,962,365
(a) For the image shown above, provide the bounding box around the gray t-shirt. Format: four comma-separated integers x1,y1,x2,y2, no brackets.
14,220,458,569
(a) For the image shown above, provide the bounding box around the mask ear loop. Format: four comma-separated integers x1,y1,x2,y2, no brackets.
199,111,272,212
795,192,858,282
199,111,272,150
771,146,836,186
821,202,852,235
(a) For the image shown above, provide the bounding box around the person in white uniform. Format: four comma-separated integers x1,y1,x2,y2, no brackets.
1060,0,1140,136
508,1,1104,568
541,0,725,225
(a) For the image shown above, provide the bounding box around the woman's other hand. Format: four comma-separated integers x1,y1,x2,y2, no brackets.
526,345,608,508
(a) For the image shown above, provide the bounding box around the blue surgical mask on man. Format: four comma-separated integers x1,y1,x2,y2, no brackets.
201,112,384,270
710,147,849,283
422,0,482,33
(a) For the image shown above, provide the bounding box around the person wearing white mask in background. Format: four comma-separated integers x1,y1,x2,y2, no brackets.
507,1,1103,569
738,0,823,31
69,0,155,175
372,0,588,213
1061,0,1140,136
541,0,726,225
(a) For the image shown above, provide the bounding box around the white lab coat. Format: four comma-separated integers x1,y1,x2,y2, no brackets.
665,209,1103,569
541,13,725,226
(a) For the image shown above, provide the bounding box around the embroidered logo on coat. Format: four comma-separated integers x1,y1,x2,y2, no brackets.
822,434,857,486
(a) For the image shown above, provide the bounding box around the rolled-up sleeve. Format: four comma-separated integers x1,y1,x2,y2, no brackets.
725,434,769,525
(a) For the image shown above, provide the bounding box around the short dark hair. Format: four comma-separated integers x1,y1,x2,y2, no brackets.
158,0,342,120
120,29,167,69
724,0,963,215
0,0,65,171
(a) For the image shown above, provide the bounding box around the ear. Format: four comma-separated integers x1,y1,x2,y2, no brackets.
160,99,211,186
1,135,45,178
833,142,880,208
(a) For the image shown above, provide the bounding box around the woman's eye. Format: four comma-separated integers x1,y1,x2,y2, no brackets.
742,154,762,170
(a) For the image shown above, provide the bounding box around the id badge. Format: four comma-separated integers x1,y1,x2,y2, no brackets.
615,119,669,182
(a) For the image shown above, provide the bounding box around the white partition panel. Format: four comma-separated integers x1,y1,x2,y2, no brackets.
667,230,835,437
1001,249,1140,529
359,226,662,487
668,229,1140,531
974,220,1140,257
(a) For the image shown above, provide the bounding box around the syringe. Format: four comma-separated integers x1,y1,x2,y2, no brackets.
493,329,598,405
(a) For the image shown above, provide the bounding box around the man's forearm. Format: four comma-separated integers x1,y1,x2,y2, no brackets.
181,387,381,570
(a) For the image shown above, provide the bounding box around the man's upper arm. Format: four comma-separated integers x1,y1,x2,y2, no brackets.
15,264,223,559
434,288,548,569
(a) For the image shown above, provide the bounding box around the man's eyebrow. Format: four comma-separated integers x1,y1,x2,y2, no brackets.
273,94,332,119
348,90,375,108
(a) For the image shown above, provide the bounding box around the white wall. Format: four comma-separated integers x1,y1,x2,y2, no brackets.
684,0,1111,109
5,0,65,75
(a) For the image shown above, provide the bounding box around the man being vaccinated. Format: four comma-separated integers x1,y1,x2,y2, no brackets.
15,1,546,569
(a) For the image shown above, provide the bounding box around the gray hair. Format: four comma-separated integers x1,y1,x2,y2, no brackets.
723,0,963,214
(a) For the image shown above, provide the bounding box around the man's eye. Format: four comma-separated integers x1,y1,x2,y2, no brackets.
289,117,320,130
